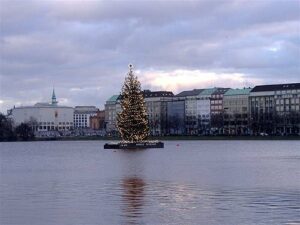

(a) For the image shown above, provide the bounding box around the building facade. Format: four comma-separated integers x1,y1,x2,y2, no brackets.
176,88,217,135
143,90,174,136
73,106,98,128
90,110,105,130
210,88,230,134
166,99,185,135
8,90,74,131
249,83,300,135
196,88,216,135
176,89,204,135
210,88,230,115
104,95,121,135
223,88,252,135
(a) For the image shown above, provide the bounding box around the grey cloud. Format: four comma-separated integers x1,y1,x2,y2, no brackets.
0,0,299,113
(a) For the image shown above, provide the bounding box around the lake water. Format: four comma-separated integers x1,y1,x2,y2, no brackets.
0,140,300,225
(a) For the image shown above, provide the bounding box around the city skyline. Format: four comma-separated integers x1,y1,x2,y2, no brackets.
1,0,299,113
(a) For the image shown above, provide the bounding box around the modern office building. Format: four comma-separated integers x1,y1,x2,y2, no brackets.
8,90,74,131
176,89,204,135
73,106,99,128
197,88,217,134
223,88,252,135
143,90,174,136
104,95,121,135
166,99,185,135
211,88,230,115
176,88,217,135
249,83,300,135
210,88,230,134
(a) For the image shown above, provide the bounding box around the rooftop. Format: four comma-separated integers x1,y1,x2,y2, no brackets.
212,88,231,95
251,83,300,92
106,95,120,102
143,91,174,98
224,88,252,96
12,105,73,109
199,88,218,95
34,102,53,107
74,106,98,113
176,89,203,97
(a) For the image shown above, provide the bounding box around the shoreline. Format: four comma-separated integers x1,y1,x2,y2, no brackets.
3,135,298,142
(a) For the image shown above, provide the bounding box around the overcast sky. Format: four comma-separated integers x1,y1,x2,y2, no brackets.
0,0,299,112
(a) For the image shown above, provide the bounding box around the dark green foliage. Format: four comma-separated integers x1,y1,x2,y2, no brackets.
15,123,34,141
0,113,35,141
0,113,16,141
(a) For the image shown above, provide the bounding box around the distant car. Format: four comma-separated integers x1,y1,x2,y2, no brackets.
259,132,268,136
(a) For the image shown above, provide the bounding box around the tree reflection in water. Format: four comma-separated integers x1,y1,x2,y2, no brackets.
121,177,145,224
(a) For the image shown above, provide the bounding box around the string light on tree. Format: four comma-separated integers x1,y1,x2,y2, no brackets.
116,64,149,143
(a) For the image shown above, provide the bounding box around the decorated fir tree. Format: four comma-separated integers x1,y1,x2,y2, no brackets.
117,65,149,142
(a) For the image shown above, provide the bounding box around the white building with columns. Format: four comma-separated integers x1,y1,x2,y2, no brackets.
8,89,74,131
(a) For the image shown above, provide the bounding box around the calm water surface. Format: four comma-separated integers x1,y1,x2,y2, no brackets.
0,140,300,225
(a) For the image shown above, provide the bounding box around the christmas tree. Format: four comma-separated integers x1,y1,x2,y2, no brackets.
117,65,149,142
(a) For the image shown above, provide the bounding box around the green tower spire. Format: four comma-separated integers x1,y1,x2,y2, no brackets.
51,88,58,105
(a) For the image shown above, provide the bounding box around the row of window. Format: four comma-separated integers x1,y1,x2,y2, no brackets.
38,126,72,130
276,105,300,111
74,118,87,121
275,89,300,95
224,100,248,105
74,115,88,118
275,98,300,104
211,105,222,110
38,122,73,125
211,94,223,99
275,94,299,98
211,100,222,104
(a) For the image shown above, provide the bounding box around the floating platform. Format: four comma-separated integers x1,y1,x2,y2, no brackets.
104,141,164,149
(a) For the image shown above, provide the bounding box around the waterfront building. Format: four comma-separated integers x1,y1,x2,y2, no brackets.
176,89,203,135
143,90,174,136
8,90,74,131
197,88,217,135
90,110,105,130
223,88,252,135
249,83,300,135
166,99,185,135
73,106,98,128
176,88,215,135
210,88,230,115
210,88,230,134
104,95,121,135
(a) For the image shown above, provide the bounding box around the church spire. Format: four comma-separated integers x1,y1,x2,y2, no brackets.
51,88,58,105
